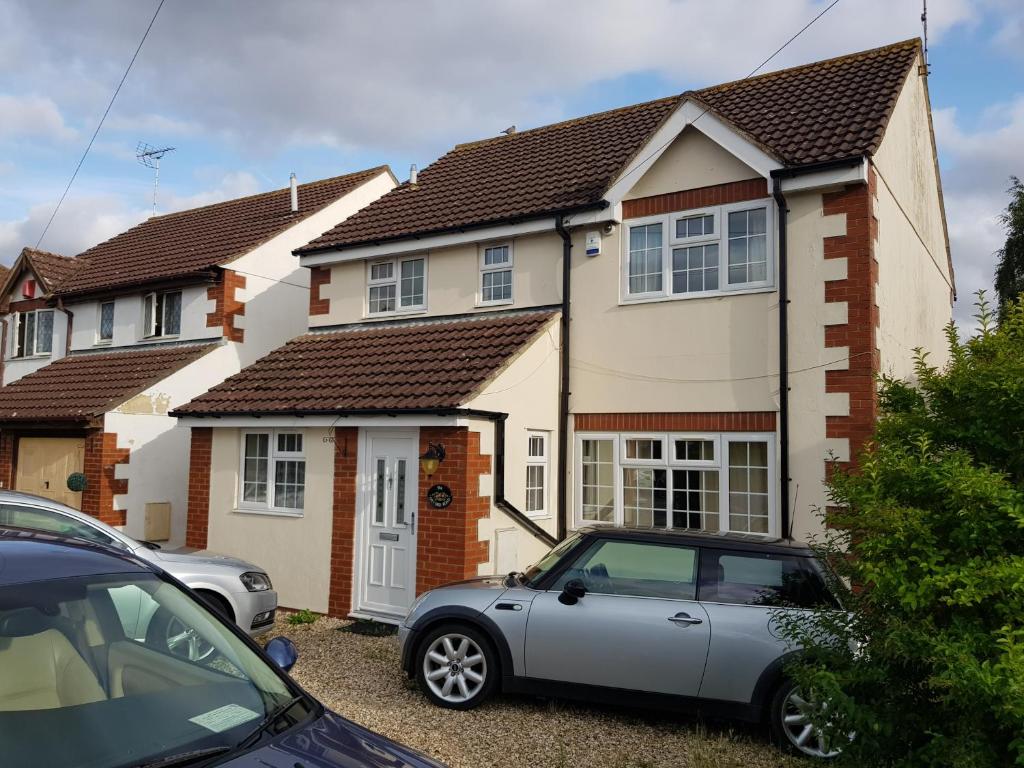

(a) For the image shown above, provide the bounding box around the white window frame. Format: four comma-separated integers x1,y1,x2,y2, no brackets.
142,290,182,339
11,309,54,359
365,255,427,316
96,300,115,345
574,431,776,536
524,430,548,517
621,199,775,304
237,430,306,516
478,243,514,306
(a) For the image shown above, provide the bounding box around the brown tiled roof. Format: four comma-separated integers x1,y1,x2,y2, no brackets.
299,40,919,254
174,310,557,416
0,343,217,423
22,248,77,290
57,167,390,297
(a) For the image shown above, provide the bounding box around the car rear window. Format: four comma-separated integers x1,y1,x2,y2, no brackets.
697,548,836,608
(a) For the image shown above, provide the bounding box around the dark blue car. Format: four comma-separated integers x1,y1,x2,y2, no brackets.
0,529,444,768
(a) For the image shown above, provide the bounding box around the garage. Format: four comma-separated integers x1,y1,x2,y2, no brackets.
14,436,85,508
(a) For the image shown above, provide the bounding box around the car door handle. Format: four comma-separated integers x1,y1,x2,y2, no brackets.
667,612,703,626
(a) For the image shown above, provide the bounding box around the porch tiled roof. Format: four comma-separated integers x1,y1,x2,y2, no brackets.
174,310,557,416
56,167,389,297
297,40,920,254
0,343,217,423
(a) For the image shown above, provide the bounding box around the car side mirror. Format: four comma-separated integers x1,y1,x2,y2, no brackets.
264,636,298,672
558,578,587,606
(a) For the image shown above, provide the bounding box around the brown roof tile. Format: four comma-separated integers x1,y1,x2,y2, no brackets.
22,248,77,290
57,167,390,297
174,310,557,415
0,343,217,422
299,40,919,254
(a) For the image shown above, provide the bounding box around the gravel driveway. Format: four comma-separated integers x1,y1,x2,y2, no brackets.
277,616,799,768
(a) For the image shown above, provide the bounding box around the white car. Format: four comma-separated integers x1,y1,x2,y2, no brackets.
0,490,277,660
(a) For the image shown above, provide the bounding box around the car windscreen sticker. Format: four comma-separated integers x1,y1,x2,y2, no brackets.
189,704,261,733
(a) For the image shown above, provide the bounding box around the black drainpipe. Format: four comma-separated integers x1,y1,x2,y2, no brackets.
554,214,572,542
493,415,557,548
771,177,791,540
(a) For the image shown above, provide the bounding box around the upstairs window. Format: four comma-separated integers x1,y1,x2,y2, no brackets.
367,257,426,315
13,309,54,358
143,291,181,338
480,244,513,305
97,301,115,343
624,200,773,301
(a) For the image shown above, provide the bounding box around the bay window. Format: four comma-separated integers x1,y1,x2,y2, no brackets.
576,432,775,535
143,290,182,338
624,200,773,301
13,309,54,357
367,256,426,315
239,431,305,513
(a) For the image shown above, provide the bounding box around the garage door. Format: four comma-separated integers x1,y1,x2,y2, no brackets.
15,437,86,508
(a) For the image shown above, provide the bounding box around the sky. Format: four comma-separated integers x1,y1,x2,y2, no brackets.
0,0,1021,330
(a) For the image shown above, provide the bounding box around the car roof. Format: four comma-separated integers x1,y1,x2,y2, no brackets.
0,529,151,586
576,526,815,556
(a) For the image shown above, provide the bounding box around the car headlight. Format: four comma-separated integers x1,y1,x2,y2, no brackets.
240,571,272,592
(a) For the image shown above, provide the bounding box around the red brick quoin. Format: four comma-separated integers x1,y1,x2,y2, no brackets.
207,269,247,342
81,431,130,527
823,169,880,472
185,428,213,549
327,427,359,617
0,433,15,490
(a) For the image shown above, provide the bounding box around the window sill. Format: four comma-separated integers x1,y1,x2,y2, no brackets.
6,353,52,362
232,506,304,518
476,299,514,308
141,334,180,342
93,340,112,347
619,284,775,307
363,307,427,320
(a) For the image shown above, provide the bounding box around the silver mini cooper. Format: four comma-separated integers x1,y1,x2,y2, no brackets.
399,527,842,759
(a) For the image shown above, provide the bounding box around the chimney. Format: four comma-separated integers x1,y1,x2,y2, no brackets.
289,173,298,212
409,164,418,188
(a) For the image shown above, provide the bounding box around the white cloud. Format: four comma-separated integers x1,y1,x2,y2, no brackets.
0,93,76,142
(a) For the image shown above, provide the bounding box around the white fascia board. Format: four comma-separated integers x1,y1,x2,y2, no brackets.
299,217,558,267
176,414,467,429
778,158,868,193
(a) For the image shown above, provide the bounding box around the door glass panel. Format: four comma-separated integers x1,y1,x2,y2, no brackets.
554,540,697,599
374,458,386,525
395,459,406,525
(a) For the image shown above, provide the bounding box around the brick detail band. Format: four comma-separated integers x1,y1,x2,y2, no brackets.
81,431,130,527
207,269,247,342
328,427,358,617
574,412,777,432
185,428,213,549
823,170,879,468
309,267,331,316
622,178,768,220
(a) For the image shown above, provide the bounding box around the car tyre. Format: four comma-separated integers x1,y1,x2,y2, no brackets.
415,623,497,710
769,679,843,759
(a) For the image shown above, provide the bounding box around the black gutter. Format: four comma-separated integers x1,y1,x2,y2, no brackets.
770,156,865,180
170,406,508,420
771,177,791,541
554,214,572,543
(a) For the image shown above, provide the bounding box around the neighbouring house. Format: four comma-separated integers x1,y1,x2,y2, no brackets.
0,167,396,544
175,39,952,621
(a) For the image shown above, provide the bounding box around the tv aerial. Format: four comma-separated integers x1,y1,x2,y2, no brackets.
136,142,175,216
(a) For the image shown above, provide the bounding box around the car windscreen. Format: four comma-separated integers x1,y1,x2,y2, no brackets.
0,571,308,768
522,532,583,587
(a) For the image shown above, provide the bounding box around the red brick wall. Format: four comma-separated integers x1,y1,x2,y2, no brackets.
0,433,15,490
622,178,767,219
574,412,777,432
416,427,492,594
823,169,879,471
206,269,246,342
81,431,129,527
309,267,331,316
185,428,213,549
327,427,359,617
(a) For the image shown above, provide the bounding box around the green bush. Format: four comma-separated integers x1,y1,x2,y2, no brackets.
285,608,318,626
780,294,1024,767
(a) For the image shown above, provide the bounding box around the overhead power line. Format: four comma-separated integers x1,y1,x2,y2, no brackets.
35,0,166,249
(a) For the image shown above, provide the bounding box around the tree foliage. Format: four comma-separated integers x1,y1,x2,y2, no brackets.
781,294,1024,766
995,177,1024,323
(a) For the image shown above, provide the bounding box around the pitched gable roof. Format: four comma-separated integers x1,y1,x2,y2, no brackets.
23,248,77,290
174,310,557,416
298,40,920,254
57,166,391,297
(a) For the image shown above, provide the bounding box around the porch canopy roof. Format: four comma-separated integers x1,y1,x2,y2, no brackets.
0,343,217,425
173,309,557,418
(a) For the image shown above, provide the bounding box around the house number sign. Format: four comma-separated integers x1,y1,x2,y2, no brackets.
426,484,453,509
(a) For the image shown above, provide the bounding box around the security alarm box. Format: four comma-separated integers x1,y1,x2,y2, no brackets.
585,231,601,257
22,279,36,298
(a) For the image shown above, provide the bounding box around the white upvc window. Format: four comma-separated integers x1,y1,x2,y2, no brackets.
239,431,305,514
479,243,513,305
97,301,115,344
143,290,182,338
575,431,775,536
12,309,54,358
525,431,548,516
623,199,774,302
366,256,426,315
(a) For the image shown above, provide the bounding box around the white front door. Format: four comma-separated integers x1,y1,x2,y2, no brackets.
357,432,418,619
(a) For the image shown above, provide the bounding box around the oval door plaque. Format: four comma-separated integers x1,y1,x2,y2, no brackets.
426,483,453,509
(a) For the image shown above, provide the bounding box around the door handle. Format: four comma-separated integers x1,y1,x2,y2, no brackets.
667,612,703,626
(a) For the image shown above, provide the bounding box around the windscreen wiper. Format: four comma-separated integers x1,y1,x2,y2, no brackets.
235,695,306,751
133,746,231,768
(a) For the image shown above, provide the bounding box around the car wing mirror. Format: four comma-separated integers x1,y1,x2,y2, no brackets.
264,636,299,672
558,578,587,606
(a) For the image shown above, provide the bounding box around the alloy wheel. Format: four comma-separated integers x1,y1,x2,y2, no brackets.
780,687,844,759
422,633,488,704
165,617,216,662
